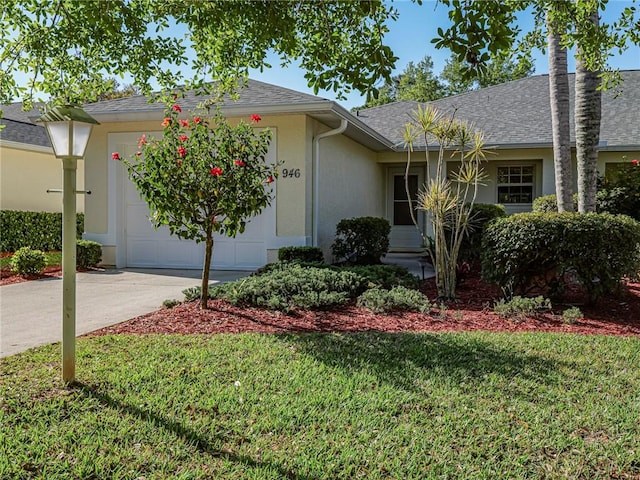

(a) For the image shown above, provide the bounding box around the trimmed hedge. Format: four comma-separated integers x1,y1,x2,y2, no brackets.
77,240,102,268
1,210,84,252
482,212,640,300
532,194,578,213
331,217,390,265
10,247,47,276
457,203,506,263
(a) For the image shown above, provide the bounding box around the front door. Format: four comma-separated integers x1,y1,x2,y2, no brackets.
387,167,424,250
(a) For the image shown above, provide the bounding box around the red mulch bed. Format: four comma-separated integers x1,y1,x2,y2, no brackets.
90,272,640,338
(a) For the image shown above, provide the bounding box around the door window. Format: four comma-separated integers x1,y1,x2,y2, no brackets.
393,175,419,225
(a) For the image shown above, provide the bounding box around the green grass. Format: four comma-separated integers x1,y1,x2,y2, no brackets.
0,251,62,269
2,332,639,479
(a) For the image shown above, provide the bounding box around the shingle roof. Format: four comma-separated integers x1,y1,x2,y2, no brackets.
356,70,640,149
82,78,330,116
0,103,50,148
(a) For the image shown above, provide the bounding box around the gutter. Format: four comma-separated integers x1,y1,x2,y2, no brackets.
312,119,348,247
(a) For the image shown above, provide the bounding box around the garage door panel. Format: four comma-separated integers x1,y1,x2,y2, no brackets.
127,240,159,266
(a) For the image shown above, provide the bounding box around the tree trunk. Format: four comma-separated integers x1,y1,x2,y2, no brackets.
200,228,214,309
546,10,573,212
575,13,602,214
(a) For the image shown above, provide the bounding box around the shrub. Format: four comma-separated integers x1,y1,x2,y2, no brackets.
278,246,325,263
331,217,390,265
184,263,366,312
0,210,84,252
482,212,640,300
562,306,583,324
493,295,552,320
76,240,102,268
337,264,419,289
357,286,432,314
162,299,181,308
532,194,579,213
598,158,640,221
456,203,506,263
10,247,47,276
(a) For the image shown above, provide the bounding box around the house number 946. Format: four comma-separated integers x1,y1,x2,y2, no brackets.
282,168,301,179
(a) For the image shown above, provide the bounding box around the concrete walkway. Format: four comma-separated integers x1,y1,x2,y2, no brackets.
0,268,248,358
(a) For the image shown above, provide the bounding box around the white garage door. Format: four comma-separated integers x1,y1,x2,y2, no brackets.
119,139,274,271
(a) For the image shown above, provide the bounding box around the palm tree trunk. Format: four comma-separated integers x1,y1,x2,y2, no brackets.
575,13,602,214
546,10,573,212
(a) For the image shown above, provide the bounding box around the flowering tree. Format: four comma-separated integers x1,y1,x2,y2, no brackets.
113,105,276,309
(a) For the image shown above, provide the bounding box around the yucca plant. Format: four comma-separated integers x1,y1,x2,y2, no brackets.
403,105,490,299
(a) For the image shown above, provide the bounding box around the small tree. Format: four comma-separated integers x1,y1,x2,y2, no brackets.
403,105,489,300
115,104,277,309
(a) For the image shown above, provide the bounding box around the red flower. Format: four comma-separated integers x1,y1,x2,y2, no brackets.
172,104,182,112
135,151,142,157
266,175,274,184
251,114,262,123
234,159,246,167
162,118,172,127
138,134,147,147
180,119,189,128
210,166,223,177
179,134,188,142
176,159,182,167
178,146,187,158
193,116,202,124
632,159,639,166
111,152,121,161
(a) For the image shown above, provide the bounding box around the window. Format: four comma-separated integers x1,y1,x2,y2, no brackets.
393,174,418,225
497,166,534,204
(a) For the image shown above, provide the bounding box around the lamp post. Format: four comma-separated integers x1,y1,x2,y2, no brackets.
38,105,99,384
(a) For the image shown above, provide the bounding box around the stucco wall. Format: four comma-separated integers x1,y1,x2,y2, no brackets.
0,144,85,213
317,131,385,258
83,114,312,265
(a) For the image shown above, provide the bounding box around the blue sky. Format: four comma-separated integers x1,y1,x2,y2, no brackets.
250,0,640,110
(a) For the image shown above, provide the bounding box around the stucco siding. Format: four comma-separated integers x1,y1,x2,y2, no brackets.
0,145,85,213
317,133,385,258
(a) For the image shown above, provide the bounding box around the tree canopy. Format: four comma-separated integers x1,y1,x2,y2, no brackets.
355,52,533,109
1,0,398,108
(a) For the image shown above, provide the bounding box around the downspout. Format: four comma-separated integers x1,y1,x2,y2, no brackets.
312,119,348,247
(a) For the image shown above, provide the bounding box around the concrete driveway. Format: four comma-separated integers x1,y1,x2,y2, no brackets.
0,268,249,358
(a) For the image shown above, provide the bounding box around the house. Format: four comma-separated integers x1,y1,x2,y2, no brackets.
4,71,639,269
1,103,86,213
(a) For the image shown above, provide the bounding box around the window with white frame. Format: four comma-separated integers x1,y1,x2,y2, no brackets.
497,165,534,204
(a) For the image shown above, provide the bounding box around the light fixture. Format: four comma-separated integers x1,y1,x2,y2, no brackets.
38,105,99,384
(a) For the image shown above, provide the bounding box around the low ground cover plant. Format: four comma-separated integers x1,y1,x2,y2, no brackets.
357,286,432,314
493,295,552,321
185,264,366,312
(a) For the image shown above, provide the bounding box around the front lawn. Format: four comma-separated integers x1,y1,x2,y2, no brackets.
2,332,639,479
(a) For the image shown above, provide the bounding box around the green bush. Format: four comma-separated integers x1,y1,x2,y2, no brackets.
357,286,432,314
456,203,506,263
562,306,583,324
184,263,366,312
331,217,390,265
337,264,419,289
0,210,84,252
493,295,552,320
278,246,325,263
482,212,640,300
10,247,47,276
532,194,579,213
76,240,102,268
597,159,640,221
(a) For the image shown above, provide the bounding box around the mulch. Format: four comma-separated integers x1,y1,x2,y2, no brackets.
90,272,640,338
